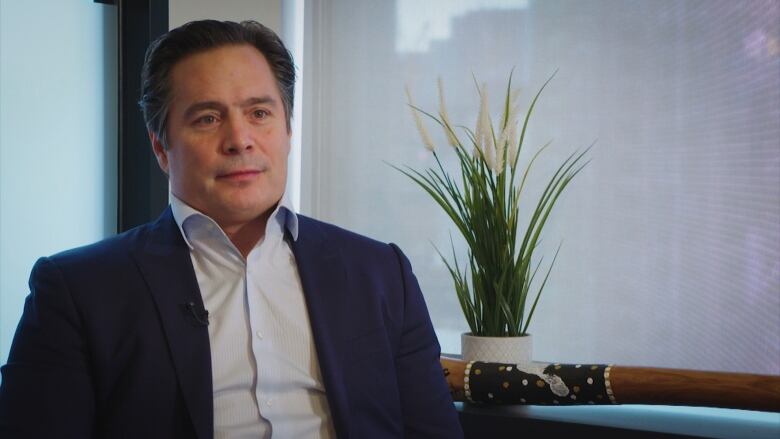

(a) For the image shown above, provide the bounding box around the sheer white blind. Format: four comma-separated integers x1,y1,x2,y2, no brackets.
300,0,780,374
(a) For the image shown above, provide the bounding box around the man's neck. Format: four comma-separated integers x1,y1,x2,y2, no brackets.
219,210,272,259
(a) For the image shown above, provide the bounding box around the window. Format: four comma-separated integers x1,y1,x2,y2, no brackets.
0,1,118,365
299,0,780,374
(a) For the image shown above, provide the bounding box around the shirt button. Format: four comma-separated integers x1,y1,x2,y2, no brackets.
266,399,273,407
256,331,264,339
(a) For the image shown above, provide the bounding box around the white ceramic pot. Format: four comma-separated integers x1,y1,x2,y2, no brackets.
461,333,533,365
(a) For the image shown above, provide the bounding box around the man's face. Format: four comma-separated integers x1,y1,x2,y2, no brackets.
151,44,291,227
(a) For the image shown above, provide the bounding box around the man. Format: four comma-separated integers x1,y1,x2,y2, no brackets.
0,20,463,438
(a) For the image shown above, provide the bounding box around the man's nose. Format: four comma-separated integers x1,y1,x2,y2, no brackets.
221,117,254,154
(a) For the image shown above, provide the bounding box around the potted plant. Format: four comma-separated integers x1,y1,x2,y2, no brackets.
398,72,590,364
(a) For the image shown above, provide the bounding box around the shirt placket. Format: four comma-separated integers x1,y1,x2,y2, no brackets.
246,239,275,421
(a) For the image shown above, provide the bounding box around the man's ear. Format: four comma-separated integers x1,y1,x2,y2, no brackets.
149,130,169,175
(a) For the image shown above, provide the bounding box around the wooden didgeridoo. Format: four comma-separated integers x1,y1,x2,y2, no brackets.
440,357,780,412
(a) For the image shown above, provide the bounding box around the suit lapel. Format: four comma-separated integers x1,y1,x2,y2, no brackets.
290,216,352,438
131,208,213,439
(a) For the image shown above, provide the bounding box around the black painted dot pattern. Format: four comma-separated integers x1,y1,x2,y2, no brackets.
467,361,613,405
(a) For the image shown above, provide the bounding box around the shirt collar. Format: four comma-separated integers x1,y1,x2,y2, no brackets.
170,192,299,250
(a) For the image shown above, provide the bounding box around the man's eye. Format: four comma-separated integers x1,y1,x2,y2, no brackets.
195,115,218,125
253,109,269,119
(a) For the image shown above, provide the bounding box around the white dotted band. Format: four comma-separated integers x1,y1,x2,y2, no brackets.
604,365,617,404
464,360,475,403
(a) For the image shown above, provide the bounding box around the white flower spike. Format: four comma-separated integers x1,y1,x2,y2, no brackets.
405,85,435,152
437,77,459,148
497,89,522,173
475,82,493,168
506,88,522,167
508,120,520,165
495,125,508,174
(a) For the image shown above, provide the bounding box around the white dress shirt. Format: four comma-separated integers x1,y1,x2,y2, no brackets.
171,194,335,438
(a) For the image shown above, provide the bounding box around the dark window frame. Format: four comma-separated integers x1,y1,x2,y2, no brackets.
99,0,170,232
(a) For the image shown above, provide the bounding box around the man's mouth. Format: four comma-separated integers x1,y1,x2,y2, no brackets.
216,169,262,181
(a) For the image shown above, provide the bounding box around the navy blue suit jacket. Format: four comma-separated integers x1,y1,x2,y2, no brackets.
0,208,463,438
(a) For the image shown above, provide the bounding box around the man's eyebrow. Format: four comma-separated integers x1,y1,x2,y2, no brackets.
240,96,278,108
183,101,228,119
182,96,278,118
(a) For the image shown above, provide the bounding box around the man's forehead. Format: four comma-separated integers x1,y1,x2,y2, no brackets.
172,44,271,79
174,42,268,66
167,44,279,105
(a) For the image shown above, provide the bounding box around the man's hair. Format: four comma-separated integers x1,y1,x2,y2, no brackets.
139,20,295,148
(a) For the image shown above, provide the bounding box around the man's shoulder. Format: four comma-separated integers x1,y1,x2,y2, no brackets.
294,214,414,275
296,214,399,256
46,214,167,268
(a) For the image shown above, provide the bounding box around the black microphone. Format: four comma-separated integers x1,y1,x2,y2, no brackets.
182,301,209,326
